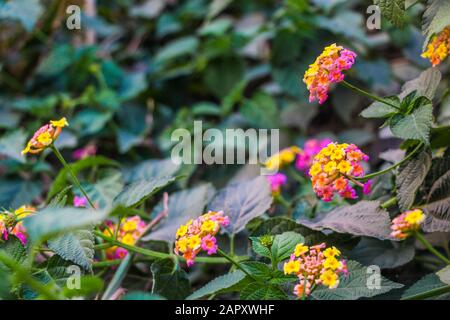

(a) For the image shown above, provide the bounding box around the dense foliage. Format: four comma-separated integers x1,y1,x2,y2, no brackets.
0,0,449,300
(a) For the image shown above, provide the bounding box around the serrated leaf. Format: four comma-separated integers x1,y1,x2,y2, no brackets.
80,170,123,209
312,260,403,300
402,273,446,299
374,0,405,27
208,176,273,235
271,232,304,263
422,156,450,221
399,68,442,100
144,184,213,242
360,97,400,119
298,201,393,240
23,207,108,242
422,214,450,233
187,270,246,300
390,103,433,143
396,147,431,211
0,235,27,269
422,0,450,48
47,229,95,272
349,238,415,269
249,237,272,259
123,158,180,183
151,259,190,299
113,176,178,208
241,282,287,300
242,262,272,281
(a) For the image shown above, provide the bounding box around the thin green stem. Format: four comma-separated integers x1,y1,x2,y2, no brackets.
401,285,450,300
50,145,96,209
94,230,243,264
380,197,397,209
415,232,450,265
229,234,235,256
217,248,255,280
356,143,423,181
341,80,399,109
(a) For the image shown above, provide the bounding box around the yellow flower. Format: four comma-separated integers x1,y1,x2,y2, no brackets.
284,259,301,275
176,225,188,238
323,257,340,270
50,117,69,128
37,132,53,146
121,234,136,246
404,209,425,226
177,237,189,252
323,161,337,174
309,163,322,177
201,220,217,233
294,243,308,257
122,220,137,232
320,270,339,288
188,235,201,250
323,246,341,258
337,160,351,174
330,148,344,161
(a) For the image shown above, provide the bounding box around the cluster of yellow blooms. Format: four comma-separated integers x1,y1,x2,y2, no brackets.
390,209,425,240
22,118,69,155
264,146,302,171
284,243,348,298
174,211,229,267
421,26,450,67
0,205,36,245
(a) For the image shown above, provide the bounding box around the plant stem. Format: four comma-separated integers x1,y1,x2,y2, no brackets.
380,197,397,209
217,248,255,280
274,193,290,208
401,285,450,300
229,234,235,256
50,145,96,209
415,232,450,265
341,80,399,109
356,142,423,181
94,230,244,264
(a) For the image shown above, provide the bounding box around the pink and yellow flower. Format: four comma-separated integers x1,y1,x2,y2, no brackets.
267,173,288,195
0,205,36,246
390,209,425,240
296,138,333,174
103,215,147,260
421,26,450,67
303,44,356,104
284,243,348,298
265,146,302,171
72,144,97,160
309,142,370,202
22,117,69,155
174,211,229,267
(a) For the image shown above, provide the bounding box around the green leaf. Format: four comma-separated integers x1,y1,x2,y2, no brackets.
422,0,450,49
396,147,432,211
437,266,450,285
0,179,40,209
123,158,180,183
0,129,27,163
399,68,441,100
360,97,400,119
154,36,199,64
241,282,287,300
206,0,234,21
23,207,108,242
374,0,405,27
47,156,119,201
242,262,272,281
0,236,27,269
187,270,246,300
145,184,213,243
80,170,123,209
349,238,415,269
203,55,245,98
312,260,403,300
113,176,178,208
402,273,447,299
208,176,273,235
241,92,279,128
122,291,166,300
271,232,305,263
422,155,450,221
249,237,272,259
298,201,393,240
151,259,191,299
47,229,95,272
62,276,104,298
390,103,433,143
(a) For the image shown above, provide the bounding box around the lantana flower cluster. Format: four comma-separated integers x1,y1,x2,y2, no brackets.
303,44,356,104
22,118,69,155
309,142,371,202
0,205,36,245
174,211,229,267
103,216,147,260
267,173,288,195
421,26,450,67
390,209,425,240
296,138,333,174
264,146,302,171
284,243,348,298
